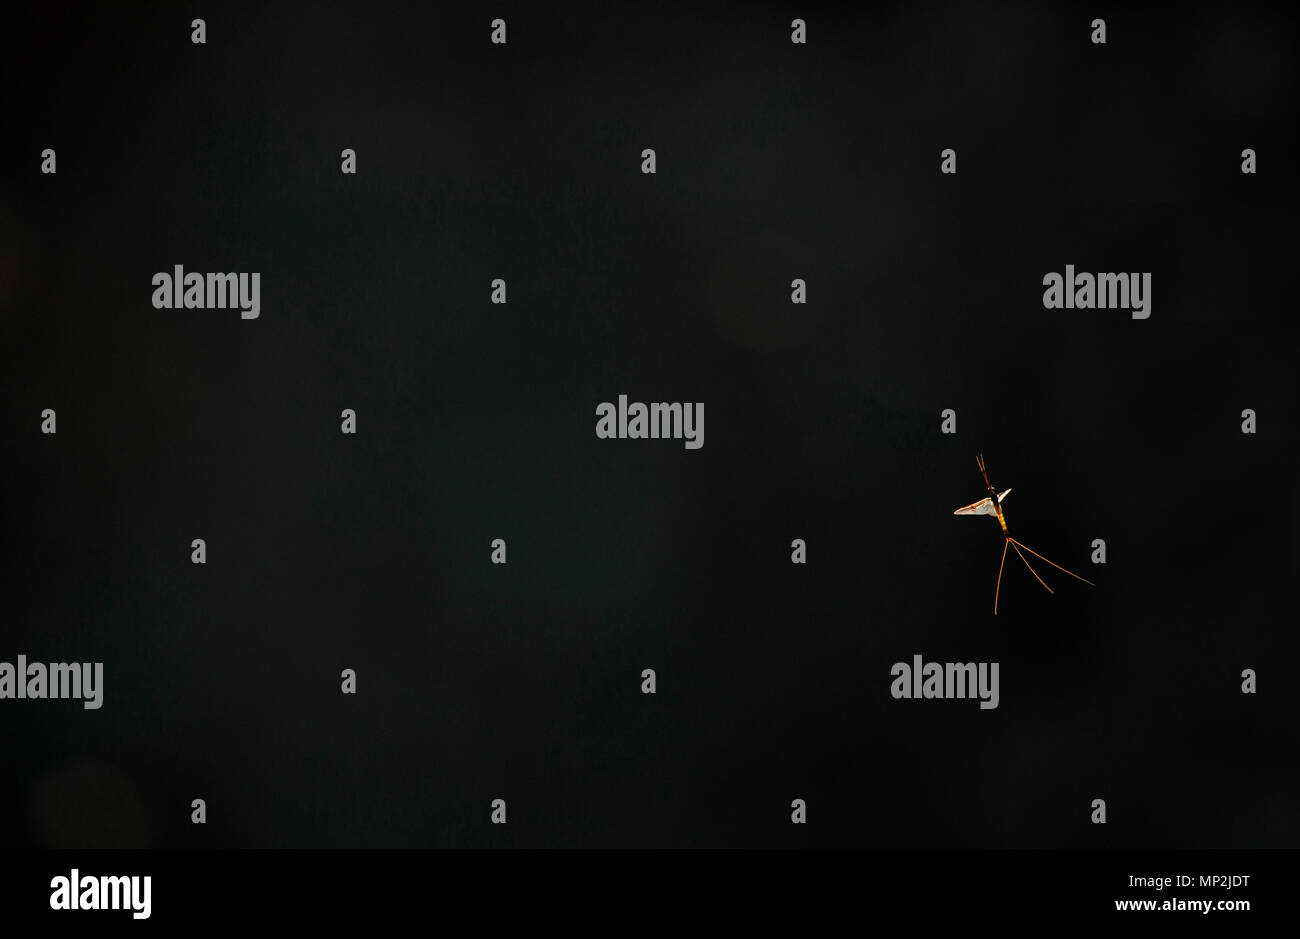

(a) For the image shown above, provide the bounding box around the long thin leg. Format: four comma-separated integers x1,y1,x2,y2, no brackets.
1009,538,1096,586
994,538,1009,615
1011,542,1054,594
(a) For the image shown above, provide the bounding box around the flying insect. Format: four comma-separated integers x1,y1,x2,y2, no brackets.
953,454,1095,614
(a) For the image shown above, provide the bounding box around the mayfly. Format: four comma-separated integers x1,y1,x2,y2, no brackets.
953,454,1094,614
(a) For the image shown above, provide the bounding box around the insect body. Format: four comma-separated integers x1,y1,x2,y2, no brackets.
953,454,1094,614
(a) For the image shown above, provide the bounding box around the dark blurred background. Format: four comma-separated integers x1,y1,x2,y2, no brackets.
1,1,1296,848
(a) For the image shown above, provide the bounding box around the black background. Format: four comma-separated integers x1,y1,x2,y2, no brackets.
2,1,1296,849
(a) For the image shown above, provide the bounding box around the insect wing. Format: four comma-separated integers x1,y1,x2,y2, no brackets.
953,496,994,516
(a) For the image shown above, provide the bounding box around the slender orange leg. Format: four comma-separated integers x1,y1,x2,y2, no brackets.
1009,538,1096,586
994,538,1009,615
1011,541,1054,594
